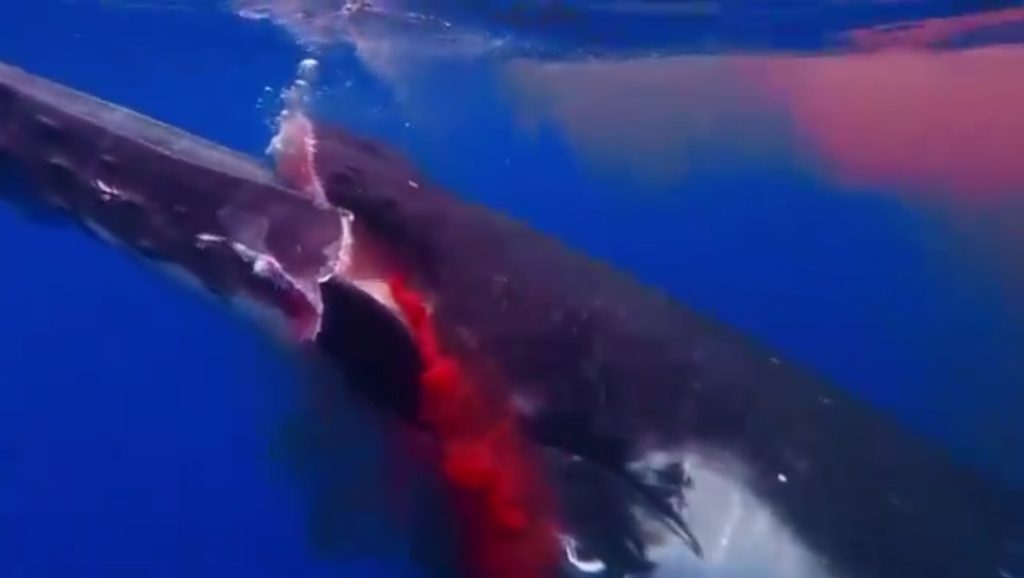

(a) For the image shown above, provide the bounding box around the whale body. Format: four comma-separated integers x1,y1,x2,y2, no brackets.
0,61,1021,578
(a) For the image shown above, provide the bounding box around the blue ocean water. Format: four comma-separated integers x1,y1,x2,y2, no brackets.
1,1,1022,577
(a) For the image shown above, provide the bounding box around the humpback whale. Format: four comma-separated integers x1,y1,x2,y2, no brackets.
0,60,1022,578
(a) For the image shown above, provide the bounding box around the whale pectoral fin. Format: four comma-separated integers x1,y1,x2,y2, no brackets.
543,448,655,577
540,445,704,577
525,410,704,567
622,458,704,560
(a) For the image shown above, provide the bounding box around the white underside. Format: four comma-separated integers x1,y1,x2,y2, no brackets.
642,448,838,578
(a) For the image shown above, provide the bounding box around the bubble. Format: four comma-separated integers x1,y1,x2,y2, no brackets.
298,58,319,82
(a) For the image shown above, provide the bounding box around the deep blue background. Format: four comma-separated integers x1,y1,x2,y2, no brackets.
0,2,1022,578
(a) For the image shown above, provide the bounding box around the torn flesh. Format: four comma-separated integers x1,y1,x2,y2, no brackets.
267,57,403,321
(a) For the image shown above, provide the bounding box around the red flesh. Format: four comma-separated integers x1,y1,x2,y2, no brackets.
388,276,560,578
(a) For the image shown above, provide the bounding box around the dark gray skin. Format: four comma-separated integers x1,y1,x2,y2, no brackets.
312,124,1024,578
1,61,1022,578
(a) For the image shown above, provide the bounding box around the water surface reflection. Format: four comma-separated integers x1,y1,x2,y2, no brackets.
504,43,1024,484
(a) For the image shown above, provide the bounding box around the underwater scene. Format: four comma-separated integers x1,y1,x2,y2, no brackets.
1,1,1023,578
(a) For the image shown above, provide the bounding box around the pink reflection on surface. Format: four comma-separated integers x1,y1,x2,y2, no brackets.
507,47,1024,207
505,47,1024,308
743,47,1024,206
847,7,1024,51
506,57,786,186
